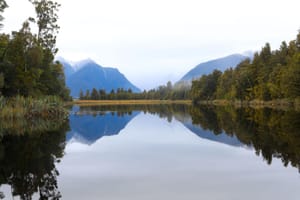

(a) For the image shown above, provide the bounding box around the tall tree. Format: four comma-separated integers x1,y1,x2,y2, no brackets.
0,0,8,29
91,88,99,100
0,0,70,99
29,0,60,56
29,0,69,99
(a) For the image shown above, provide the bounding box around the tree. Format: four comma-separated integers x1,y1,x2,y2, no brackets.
84,89,90,99
0,0,70,99
99,89,106,100
29,0,60,56
79,89,84,100
2,21,39,96
282,53,300,98
108,89,115,100
167,81,172,90
91,88,99,100
0,0,8,29
191,70,222,102
216,68,235,100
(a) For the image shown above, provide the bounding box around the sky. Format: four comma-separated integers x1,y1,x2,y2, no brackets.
2,0,300,90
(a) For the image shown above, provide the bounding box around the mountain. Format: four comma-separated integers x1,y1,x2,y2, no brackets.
61,61,75,79
58,58,141,97
179,54,249,82
56,57,75,79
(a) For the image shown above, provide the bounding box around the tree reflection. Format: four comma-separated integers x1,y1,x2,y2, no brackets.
75,104,190,123
190,106,300,172
77,104,300,172
0,119,69,199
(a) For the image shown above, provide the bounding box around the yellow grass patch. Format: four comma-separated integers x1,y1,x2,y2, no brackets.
71,99,192,106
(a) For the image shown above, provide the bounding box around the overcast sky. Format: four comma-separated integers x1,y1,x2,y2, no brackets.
3,0,300,89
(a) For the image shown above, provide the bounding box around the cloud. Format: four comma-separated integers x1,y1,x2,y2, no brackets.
3,0,300,89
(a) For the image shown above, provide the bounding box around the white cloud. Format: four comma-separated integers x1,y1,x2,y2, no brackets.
3,0,300,89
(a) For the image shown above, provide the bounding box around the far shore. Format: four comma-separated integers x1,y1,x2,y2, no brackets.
67,99,300,111
70,99,192,106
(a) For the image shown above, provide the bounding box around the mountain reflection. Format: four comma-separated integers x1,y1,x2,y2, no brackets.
69,104,300,172
0,119,69,200
67,106,140,145
189,106,300,172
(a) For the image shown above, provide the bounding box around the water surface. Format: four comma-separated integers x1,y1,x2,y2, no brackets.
1,105,300,199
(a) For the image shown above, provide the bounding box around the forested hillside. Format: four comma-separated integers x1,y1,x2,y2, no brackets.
191,32,300,102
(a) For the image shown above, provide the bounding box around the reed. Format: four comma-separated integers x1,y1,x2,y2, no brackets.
0,96,68,120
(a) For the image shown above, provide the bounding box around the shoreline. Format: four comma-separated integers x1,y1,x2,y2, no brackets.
67,99,300,111
70,99,193,106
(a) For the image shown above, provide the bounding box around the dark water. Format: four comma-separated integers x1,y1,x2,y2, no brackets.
1,105,300,199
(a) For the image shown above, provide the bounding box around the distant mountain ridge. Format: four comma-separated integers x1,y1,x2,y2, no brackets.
179,54,249,82
57,58,141,97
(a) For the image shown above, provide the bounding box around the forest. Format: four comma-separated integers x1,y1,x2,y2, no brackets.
81,32,300,104
190,33,300,103
0,0,70,119
78,81,190,100
0,0,70,100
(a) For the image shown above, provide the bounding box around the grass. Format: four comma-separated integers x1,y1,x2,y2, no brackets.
71,99,192,106
0,96,68,120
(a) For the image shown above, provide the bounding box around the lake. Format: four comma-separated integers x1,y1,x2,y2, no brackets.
0,104,300,199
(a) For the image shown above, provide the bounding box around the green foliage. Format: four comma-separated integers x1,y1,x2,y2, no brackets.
216,68,235,100
282,53,300,98
79,81,191,101
190,70,222,102
191,32,300,103
29,0,60,55
0,0,70,100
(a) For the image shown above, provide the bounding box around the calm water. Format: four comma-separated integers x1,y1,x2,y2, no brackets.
0,105,300,199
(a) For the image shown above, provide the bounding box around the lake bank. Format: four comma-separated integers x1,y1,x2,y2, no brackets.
0,96,68,120
70,99,192,106
68,99,300,111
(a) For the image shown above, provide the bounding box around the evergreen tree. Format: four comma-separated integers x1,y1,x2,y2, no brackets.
0,0,70,99
91,88,99,100
79,89,84,100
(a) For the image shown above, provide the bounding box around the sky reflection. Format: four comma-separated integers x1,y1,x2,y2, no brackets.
57,112,300,200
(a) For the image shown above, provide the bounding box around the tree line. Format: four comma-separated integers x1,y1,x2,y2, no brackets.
79,81,190,100
191,32,300,102
0,0,70,100
79,31,300,103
